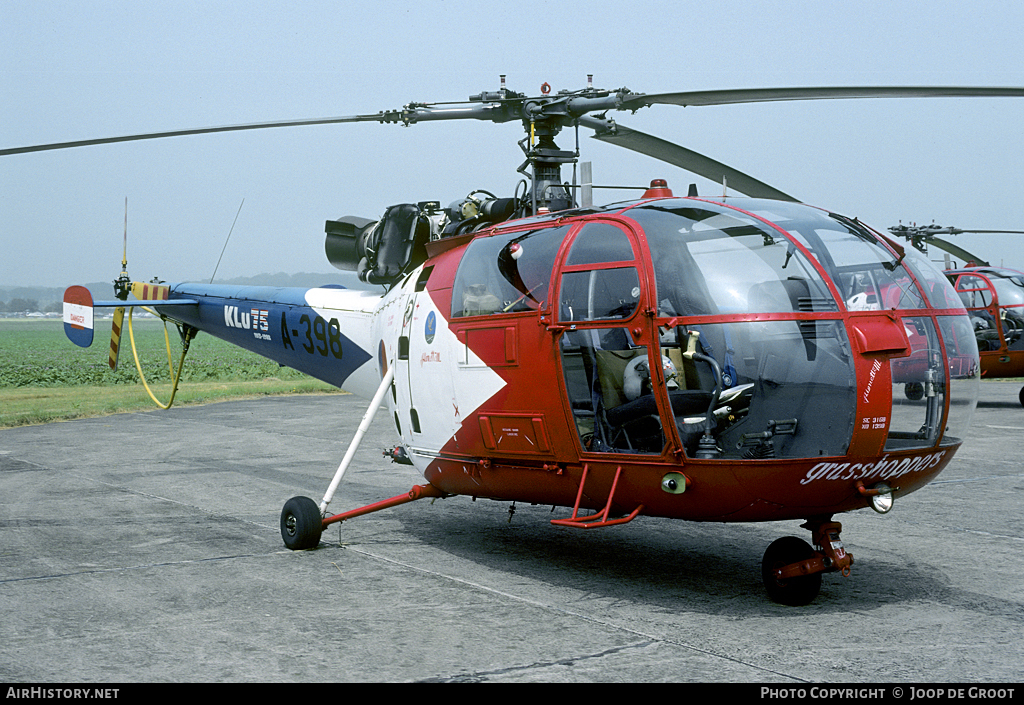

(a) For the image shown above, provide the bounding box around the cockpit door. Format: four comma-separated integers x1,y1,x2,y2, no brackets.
553,221,672,455
954,273,1006,351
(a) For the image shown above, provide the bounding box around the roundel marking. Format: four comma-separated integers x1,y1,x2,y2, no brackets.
425,311,436,345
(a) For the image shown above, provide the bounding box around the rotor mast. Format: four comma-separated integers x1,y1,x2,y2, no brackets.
513,76,635,213
518,110,577,214
444,75,639,214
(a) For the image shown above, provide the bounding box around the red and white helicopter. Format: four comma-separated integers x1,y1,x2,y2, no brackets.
888,223,1024,406
8,79,1024,605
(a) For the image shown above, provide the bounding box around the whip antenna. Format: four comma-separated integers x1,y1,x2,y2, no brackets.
210,198,245,283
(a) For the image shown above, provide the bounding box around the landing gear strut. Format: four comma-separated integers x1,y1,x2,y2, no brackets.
761,519,853,605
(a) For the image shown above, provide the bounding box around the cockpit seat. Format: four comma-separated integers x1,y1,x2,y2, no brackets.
606,389,714,428
748,277,813,314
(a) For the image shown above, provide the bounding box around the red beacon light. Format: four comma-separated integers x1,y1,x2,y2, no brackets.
642,178,673,199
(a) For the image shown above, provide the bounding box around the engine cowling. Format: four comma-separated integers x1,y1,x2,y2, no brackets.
325,204,429,285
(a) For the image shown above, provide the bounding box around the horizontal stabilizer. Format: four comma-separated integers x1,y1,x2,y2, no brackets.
63,284,198,348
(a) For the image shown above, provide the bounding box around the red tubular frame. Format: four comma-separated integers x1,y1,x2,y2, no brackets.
321,483,446,528
550,465,644,529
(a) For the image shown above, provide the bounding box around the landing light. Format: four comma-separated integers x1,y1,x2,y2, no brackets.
870,483,894,514
856,480,895,513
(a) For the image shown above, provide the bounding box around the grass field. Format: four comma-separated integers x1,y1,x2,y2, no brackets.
0,317,341,427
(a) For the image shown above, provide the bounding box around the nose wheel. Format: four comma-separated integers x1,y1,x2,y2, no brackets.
761,536,822,605
761,520,852,605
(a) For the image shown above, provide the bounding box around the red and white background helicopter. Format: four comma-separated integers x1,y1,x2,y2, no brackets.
887,223,1024,406
6,80,1024,605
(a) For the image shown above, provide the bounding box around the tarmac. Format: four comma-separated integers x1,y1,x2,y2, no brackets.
1,381,1022,684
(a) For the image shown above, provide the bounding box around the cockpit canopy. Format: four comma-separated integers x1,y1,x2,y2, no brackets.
450,197,977,459
452,198,966,319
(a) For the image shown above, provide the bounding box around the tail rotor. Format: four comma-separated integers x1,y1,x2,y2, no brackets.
109,197,131,371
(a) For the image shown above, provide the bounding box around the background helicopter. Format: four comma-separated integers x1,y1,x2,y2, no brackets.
6,79,1024,606
888,223,1024,405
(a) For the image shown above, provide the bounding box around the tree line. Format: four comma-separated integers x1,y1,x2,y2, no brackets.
0,298,62,313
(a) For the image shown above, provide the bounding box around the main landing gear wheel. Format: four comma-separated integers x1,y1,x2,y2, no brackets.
904,382,925,401
761,536,822,606
281,496,323,550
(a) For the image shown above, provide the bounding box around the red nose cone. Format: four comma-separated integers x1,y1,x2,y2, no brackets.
642,179,673,199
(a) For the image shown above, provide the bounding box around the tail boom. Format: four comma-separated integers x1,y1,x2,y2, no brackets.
149,282,381,398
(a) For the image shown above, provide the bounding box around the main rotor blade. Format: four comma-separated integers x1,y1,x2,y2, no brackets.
0,113,401,156
929,228,1024,236
926,236,990,267
579,116,798,202
9,85,1023,157
620,86,1024,110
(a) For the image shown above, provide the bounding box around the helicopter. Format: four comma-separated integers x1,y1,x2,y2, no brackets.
889,223,1024,406
7,78,1024,605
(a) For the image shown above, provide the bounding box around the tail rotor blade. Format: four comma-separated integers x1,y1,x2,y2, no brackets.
109,307,125,371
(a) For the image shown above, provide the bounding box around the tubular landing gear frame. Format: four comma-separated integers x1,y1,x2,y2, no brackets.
280,483,446,551
278,363,447,551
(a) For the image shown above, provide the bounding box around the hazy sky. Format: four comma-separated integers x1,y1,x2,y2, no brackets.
3,0,1024,290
